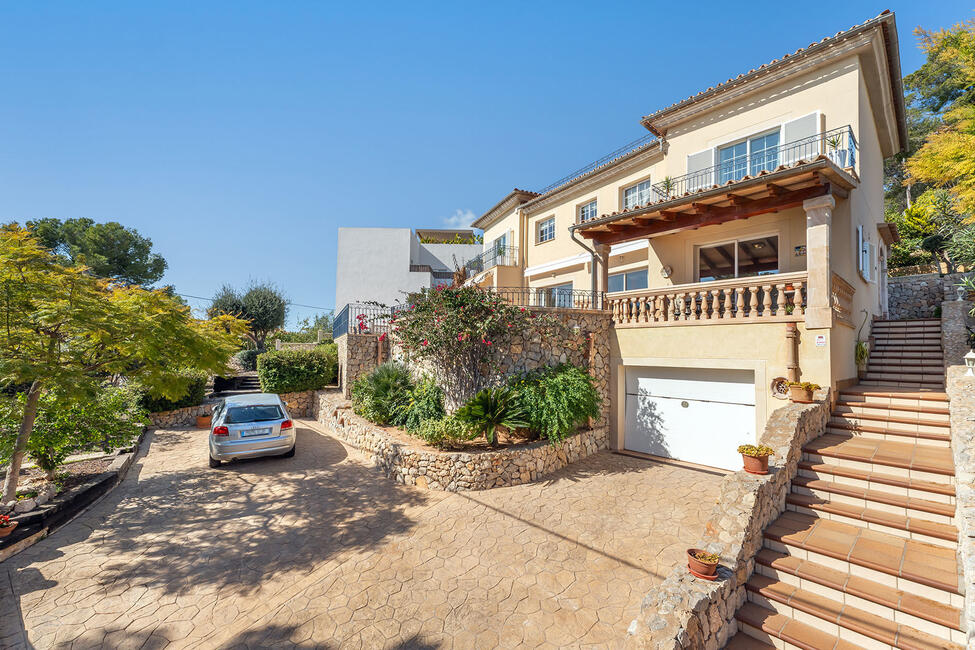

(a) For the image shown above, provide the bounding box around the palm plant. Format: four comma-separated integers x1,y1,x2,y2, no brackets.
350,362,414,425
455,386,528,447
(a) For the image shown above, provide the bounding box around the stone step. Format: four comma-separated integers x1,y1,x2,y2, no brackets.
735,602,851,650
763,511,962,603
745,574,965,648
755,548,965,640
833,402,949,424
785,493,957,547
803,434,955,482
872,318,941,325
862,367,946,383
826,419,950,446
791,475,955,522
724,632,775,649
868,352,944,362
871,344,943,353
867,360,946,372
797,461,955,505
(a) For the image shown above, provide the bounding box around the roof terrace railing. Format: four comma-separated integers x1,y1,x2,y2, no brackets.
651,126,857,202
535,133,658,195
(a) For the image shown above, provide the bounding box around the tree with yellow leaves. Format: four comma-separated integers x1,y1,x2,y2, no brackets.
0,225,247,502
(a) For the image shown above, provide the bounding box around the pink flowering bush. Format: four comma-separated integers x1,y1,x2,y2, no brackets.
391,286,565,410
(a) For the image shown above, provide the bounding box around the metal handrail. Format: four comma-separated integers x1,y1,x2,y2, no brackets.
652,126,857,201
464,245,519,276
488,286,606,311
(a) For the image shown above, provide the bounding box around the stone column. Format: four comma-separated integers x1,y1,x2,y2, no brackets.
803,195,835,330
941,298,973,368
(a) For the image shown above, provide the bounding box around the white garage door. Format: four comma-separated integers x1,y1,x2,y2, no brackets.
624,366,756,470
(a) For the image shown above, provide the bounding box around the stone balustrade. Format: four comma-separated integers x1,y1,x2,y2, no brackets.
608,271,807,328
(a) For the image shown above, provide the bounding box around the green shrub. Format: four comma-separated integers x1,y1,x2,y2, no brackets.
415,415,477,449
399,376,445,433
235,349,260,371
257,345,338,393
455,386,528,447
507,364,601,443
138,369,208,413
2,385,148,479
351,362,414,425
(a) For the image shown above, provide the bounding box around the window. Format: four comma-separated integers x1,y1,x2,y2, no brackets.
537,217,555,243
578,200,598,223
608,269,649,293
717,131,781,183
698,236,779,282
857,225,874,282
225,404,284,424
537,282,573,308
623,180,652,210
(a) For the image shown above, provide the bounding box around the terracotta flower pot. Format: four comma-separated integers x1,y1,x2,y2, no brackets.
0,522,18,538
196,415,212,429
789,385,814,403
742,454,770,475
686,548,718,578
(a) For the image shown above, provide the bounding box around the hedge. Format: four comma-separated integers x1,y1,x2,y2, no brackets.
257,344,338,393
235,349,260,371
138,369,209,413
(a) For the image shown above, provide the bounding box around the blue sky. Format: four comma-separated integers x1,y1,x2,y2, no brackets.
0,2,970,326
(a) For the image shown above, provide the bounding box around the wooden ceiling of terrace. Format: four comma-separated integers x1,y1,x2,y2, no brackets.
577,162,857,247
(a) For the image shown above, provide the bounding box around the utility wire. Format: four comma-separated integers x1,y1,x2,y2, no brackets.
176,293,334,312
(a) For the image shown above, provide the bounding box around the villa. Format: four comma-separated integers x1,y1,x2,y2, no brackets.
467,11,905,472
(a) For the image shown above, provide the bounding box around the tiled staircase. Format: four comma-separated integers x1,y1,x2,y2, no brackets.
727,318,965,649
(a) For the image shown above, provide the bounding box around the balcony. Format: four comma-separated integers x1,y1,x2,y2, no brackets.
464,245,519,277
488,287,605,311
608,272,808,327
652,126,857,201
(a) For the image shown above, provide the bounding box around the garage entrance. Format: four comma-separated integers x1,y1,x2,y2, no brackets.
624,366,756,470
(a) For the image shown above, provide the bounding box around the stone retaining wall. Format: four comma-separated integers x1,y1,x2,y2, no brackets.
150,389,322,426
888,272,966,320
626,393,830,649
148,403,214,428
311,388,609,491
336,333,389,398
946,366,975,647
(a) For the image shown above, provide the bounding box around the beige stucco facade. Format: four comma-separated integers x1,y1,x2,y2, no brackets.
466,14,905,462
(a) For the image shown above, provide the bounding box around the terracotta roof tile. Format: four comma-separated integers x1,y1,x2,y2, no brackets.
641,11,894,127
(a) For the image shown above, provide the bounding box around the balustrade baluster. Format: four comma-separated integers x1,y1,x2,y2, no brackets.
654,296,663,322
735,287,745,320
794,281,805,315
708,290,719,319
773,283,786,316
761,284,772,318
748,284,759,318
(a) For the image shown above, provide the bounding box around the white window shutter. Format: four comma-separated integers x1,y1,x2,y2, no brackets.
782,113,820,165
686,150,714,192
856,225,864,277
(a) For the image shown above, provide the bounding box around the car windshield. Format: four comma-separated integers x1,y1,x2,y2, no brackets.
225,405,283,424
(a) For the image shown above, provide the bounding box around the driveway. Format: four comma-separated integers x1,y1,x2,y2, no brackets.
0,422,722,649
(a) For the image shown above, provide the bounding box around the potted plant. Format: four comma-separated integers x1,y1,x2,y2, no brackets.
855,340,869,379
686,549,720,579
0,514,17,539
738,444,774,474
787,381,820,403
196,414,212,429
659,176,677,200
826,134,848,168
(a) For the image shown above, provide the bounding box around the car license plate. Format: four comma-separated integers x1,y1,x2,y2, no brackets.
241,427,272,438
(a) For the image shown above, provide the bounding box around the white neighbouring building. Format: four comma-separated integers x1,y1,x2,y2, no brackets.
334,228,482,312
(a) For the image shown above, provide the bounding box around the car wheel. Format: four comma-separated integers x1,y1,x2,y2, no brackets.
209,455,222,468
281,445,296,458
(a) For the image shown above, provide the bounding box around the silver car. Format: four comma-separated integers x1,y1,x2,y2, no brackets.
208,393,296,467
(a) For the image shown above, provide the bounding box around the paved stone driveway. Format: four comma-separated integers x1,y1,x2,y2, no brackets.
0,421,722,649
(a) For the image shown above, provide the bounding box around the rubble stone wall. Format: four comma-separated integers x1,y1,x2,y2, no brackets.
311,389,608,491
888,272,966,320
626,392,830,649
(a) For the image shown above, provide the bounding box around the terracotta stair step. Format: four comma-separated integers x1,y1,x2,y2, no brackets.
735,602,857,650
764,511,961,595
792,476,955,518
755,548,964,634
836,399,949,423
868,353,945,362
841,386,948,401
826,420,951,444
797,461,956,498
745,575,965,649
863,368,945,379
867,362,946,373
786,493,958,543
830,409,949,426
804,433,955,476
859,377,946,388
724,632,775,649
